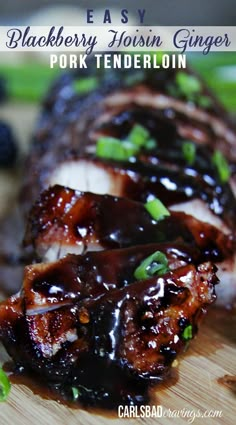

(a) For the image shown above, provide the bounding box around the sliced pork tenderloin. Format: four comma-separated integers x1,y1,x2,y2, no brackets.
45,156,236,233
21,62,236,214
0,248,217,407
24,185,235,265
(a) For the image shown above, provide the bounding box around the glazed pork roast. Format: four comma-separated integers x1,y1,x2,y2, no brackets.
0,56,236,407
19,61,236,304
0,246,217,407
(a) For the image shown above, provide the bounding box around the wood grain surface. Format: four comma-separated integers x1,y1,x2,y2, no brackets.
0,103,235,425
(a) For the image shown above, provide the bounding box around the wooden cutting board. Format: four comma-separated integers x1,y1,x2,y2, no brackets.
0,103,235,425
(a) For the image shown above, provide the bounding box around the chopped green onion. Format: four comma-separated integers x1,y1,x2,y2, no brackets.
176,72,202,99
145,138,158,151
127,124,157,151
73,77,98,94
122,141,140,157
96,137,138,161
96,137,123,160
128,124,150,147
72,387,80,401
134,251,169,280
182,325,193,341
0,368,11,402
96,124,157,161
171,71,212,109
182,141,196,165
197,95,212,109
212,150,231,183
145,198,170,221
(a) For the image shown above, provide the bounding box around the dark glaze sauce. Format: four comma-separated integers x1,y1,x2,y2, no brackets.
8,363,150,412
0,261,217,408
89,154,235,230
28,101,236,231
83,106,236,230
29,243,197,305
96,107,220,172
21,55,236,215
25,185,235,263
8,360,179,415
43,57,226,121
45,66,235,161
5,54,235,411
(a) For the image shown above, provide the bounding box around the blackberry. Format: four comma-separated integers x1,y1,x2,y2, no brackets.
0,121,18,167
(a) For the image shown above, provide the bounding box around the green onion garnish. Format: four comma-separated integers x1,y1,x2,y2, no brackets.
73,77,98,94
96,123,157,161
145,138,158,150
176,72,202,99
127,124,157,151
145,198,170,221
182,141,196,165
134,251,169,280
197,95,212,109
122,141,140,157
72,387,80,401
128,124,150,147
96,137,138,161
182,325,193,341
0,368,11,402
212,150,231,183
171,72,211,109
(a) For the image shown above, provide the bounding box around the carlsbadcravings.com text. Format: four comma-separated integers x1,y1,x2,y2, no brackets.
6,26,231,55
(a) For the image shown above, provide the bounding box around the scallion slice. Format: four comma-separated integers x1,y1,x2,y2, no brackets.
122,141,139,157
197,95,212,109
72,386,80,401
182,325,193,341
96,124,157,161
145,138,157,151
96,137,123,160
182,141,196,165
134,251,169,280
145,198,170,221
96,137,138,161
0,368,11,402
128,124,150,147
73,77,98,94
212,150,231,183
176,72,202,99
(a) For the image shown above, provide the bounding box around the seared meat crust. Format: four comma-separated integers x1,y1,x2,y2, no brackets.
0,250,217,407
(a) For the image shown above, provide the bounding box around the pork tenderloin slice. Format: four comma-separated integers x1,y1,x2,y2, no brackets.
103,86,236,152
0,257,217,407
22,242,203,316
47,157,236,232
24,185,235,265
21,74,236,214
